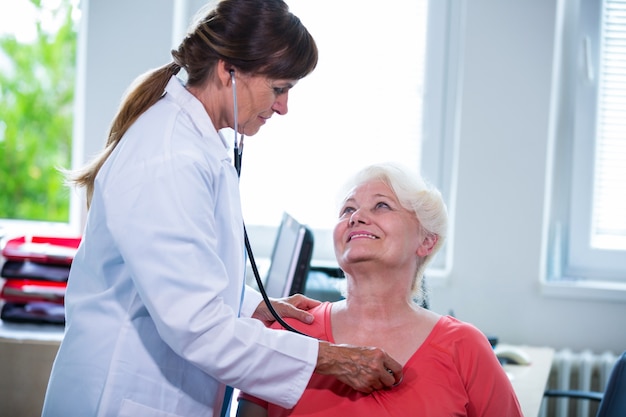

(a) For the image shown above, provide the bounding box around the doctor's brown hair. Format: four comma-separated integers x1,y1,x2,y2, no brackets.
68,0,318,207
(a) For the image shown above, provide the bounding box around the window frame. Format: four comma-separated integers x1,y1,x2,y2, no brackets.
568,0,626,280
542,0,626,301
419,0,465,282
241,0,465,283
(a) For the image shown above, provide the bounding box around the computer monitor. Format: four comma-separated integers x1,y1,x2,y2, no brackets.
263,212,314,298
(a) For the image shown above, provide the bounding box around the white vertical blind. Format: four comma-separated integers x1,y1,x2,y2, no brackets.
591,0,626,250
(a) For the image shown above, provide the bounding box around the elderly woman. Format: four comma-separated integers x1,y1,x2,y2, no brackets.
237,162,523,417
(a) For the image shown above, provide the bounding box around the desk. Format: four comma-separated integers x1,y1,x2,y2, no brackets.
500,345,555,417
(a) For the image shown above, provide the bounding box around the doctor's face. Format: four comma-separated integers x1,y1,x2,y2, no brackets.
235,74,297,136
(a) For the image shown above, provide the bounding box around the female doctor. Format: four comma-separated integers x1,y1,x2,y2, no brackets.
41,0,402,416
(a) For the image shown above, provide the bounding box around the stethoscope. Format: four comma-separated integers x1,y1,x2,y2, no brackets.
229,71,401,386
230,70,307,336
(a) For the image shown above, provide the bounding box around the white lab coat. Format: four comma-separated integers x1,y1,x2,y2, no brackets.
42,76,318,417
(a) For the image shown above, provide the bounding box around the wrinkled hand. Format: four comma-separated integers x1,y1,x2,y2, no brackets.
315,341,403,393
252,293,322,327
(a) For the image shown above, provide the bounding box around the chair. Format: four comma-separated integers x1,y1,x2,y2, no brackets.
543,350,626,417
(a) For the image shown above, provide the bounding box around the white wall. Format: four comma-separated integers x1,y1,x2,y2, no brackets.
73,0,175,170
427,0,626,354
79,0,626,354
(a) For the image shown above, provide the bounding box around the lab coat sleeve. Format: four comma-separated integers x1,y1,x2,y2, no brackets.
99,114,317,408
241,285,263,318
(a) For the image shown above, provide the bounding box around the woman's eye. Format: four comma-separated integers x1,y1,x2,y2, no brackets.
273,87,286,95
375,202,391,210
340,206,355,216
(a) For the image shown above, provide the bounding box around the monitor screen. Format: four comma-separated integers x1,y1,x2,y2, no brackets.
263,213,314,298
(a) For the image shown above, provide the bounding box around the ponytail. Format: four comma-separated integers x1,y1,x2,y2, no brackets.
67,62,181,208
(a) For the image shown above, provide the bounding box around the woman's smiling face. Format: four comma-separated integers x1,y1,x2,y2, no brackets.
333,180,423,268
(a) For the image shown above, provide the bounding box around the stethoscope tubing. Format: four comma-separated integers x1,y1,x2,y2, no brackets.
231,69,307,336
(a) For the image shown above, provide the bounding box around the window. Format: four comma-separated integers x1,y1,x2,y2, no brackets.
239,0,462,277
0,0,80,236
238,0,429,260
546,0,626,297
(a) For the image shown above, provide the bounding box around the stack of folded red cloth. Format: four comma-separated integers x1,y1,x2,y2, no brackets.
0,235,81,325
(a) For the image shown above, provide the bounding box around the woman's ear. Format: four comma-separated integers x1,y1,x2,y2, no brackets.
417,234,438,257
216,60,233,87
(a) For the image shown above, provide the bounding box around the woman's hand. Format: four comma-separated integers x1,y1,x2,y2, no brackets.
252,293,322,327
315,341,404,393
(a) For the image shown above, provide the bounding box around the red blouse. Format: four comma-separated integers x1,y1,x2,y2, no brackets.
239,302,523,417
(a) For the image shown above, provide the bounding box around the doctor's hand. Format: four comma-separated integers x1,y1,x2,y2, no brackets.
315,341,404,393
252,294,321,327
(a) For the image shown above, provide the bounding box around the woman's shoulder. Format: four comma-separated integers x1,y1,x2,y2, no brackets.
304,301,333,322
428,315,493,353
273,301,334,341
406,315,499,379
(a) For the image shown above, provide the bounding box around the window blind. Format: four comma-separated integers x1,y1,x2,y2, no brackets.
591,0,626,250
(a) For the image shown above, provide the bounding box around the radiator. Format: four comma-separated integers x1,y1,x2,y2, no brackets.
538,349,619,417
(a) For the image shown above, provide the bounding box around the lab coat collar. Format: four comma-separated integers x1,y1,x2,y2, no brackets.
164,75,230,150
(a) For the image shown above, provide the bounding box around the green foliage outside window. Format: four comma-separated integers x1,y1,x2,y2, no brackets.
0,0,77,222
